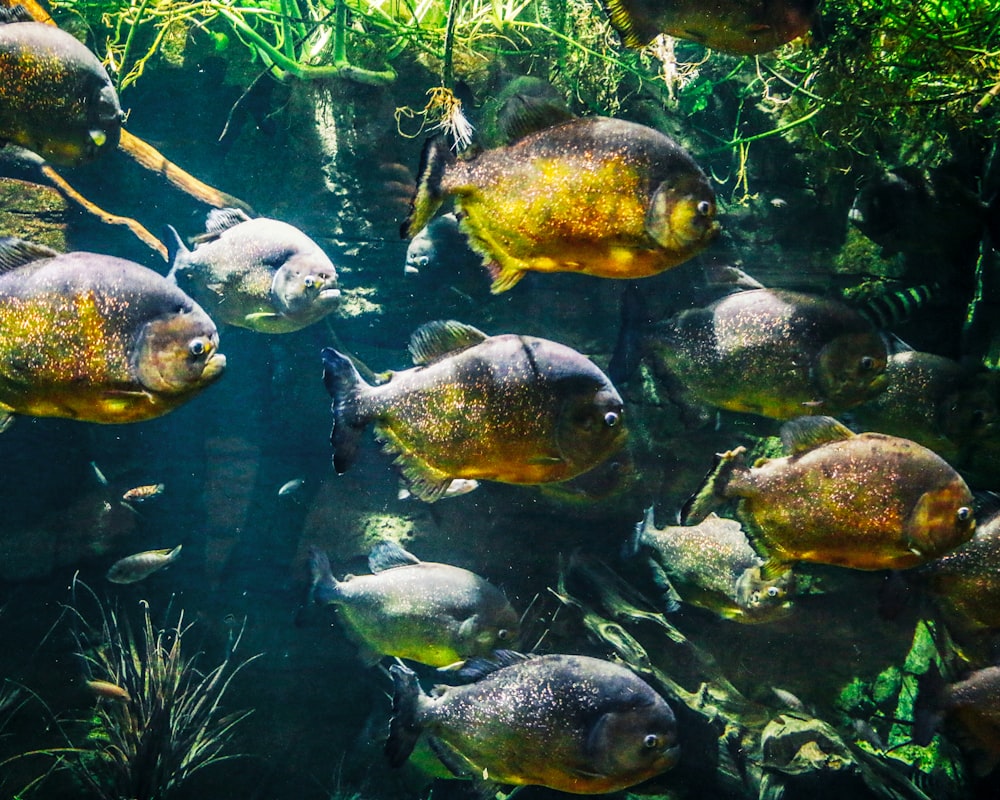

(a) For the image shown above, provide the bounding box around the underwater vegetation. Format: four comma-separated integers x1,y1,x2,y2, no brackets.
1,581,258,799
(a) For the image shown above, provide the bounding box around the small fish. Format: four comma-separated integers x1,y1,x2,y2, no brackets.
106,545,182,584
90,461,109,487
403,116,717,294
309,541,519,667
648,283,889,420
0,5,122,165
322,320,626,501
397,478,478,501
122,483,165,503
683,416,976,575
165,208,341,334
631,507,794,623
601,0,818,54
278,477,304,497
0,238,225,429
386,652,680,793
86,679,131,702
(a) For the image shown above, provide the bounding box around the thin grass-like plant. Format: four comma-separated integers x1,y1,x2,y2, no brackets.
4,577,260,799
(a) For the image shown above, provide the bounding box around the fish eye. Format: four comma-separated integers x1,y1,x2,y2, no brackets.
643,734,660,749
859,356,876,371
957,506,972,522
767,586,781,598
604,411,620,427
188,338,208,358
497,628,510,640
697,200,712,215
304,276,317,289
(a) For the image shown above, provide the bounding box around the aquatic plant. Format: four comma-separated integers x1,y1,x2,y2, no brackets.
6,581,259,800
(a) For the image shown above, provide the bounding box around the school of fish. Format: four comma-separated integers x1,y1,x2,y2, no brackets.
3,0,1000,794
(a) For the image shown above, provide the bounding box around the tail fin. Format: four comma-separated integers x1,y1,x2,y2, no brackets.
624,506,655,559
162,225,191,279
608,281,649,386
401,137,452,240
321,348,370,474
307,546,341,605
385,664,425,767
679,447,745,525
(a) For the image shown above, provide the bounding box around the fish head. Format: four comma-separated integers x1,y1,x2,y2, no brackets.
555,377,628,474
815,331,888,410
404,231,436,275
40,73,123,167
271,249,341,321
906,477,976,560
645,173,719,258
460,604,522,655
734,566,796,621
586,695,680,780
131,300,226,396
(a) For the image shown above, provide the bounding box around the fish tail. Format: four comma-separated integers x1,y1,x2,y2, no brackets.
321,347,371,474
679,447,746,525
624,506,655,559
912,661,947,746
402,137,452,240
307,546,341,605
608,281,649,385
385,663,425,767
162,224,190,279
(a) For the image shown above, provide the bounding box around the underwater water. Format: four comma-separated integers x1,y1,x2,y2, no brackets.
2,1,1000,799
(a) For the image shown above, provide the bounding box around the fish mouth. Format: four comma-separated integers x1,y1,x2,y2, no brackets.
318,287,342,302
201,353,227,383
659,744,681,770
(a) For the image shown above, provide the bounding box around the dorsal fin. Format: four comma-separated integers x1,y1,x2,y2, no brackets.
0,6,35,24
495,81,575,144
205,207,252,234
453,649,532,682
409,320,488,366
780,415,855,455
368,540,421,573
0,237,60,273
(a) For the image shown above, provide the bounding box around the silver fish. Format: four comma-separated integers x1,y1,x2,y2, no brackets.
106,545,182,584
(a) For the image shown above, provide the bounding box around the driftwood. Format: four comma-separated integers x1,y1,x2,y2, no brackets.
554,553,938,800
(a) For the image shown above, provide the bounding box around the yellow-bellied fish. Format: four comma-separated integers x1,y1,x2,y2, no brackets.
601,0,818,54
165,208,340,334
86,679,131,702
0,5,122,165
403,116,718,294
122,483,164,503
684,416,976,574
321,320,626,501
309,541,519,667
0,238,225,429
106,544,182,584
631,507,794,623
386,652,679,793
651,287,888,420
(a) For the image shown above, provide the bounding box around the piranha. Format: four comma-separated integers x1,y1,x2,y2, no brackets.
0,238,225,429
386,652,679,793
601,0,819,54
321,320,627,501
683,416,976,575
165,208,341,334
917,507,1000,648
630,507,794,623
649,283,889,420
106,544,182,584
309,541,519,667
848,350,971,465
403,116,718,294
0,5,122,165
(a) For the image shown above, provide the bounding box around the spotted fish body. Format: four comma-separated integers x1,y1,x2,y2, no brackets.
601,0,818,54
386,653,679,793
0,6,122,165
0,238,225,427
633,507,793,622
322,320,626,501
309,541,519,667
405,117,717,293
652,288,888,420
685,416,976,573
